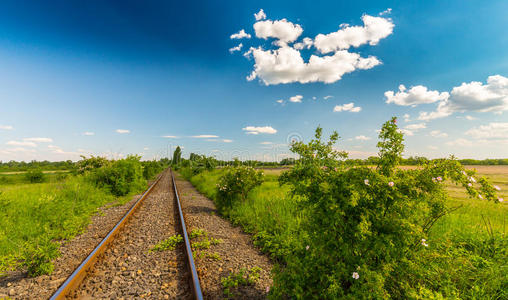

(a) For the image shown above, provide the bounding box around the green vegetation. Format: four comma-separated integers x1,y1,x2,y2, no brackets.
216,166,264,210
183,118,507,299
221,266,262,298
0,160,75,172
150,234,183,252
0,156,169,277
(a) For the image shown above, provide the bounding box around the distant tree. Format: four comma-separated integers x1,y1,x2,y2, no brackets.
172,146,182,165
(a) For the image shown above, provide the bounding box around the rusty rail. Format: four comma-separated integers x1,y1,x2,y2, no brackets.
170,169,204,300
50,173,163,300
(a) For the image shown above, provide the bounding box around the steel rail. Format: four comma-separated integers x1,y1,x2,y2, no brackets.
170,169,204,300
50,172,164,300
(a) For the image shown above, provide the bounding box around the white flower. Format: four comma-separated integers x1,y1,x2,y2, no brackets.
421,239,428,247
462,171,467,176
305,245,310,251
469,177,476,183
364,179,370,186
494,185,501,191
479,194,483,199
266,286,270,293
499,198,504,202
352,272,359,280
388,181,394,187
468,183,472,187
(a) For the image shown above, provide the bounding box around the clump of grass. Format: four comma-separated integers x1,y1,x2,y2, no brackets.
189,228,207,239
150,234,183,252
222,267,262,298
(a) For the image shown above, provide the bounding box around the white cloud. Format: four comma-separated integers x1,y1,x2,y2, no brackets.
242,126,277,135
229,43,243,53
312,96,317,100
430,130,448,138
465,122,508,139
313,14,394,54
446,138,473,147
222,139,233,143
230,29,251,39
405,123,426,130
24,137,53,143
465,115,477,120
276,99,284,104
385,85,449,106
162,135,178,138
403,114,410,122
289,95,303,103
427,145,438,150
260,141,273,145
143,147,149,150
7,141,37,147
355,135,371,141
387,75,508,121
0,125,13,130
400,129,414,136
293,37,313,50
254,19,303,45
254,9,266,21
379,8,392,16
323,95,333,100
116,129,130,134
192,135,219,138
247,46,381,85
83,132,95,136
333,102,362,112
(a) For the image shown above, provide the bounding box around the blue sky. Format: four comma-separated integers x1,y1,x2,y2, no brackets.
0,0,507,161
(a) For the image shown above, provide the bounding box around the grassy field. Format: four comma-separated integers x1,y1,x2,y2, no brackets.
186,165,508,298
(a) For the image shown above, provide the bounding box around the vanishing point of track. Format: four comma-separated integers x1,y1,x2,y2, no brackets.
50,169,203,299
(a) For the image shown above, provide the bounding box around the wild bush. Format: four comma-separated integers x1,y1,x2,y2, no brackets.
216,166,264,210
85,155,145,196
271,118,500,299
24,169,46,183
142,160,163,180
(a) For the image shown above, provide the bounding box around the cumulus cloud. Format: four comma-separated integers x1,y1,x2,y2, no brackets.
355,135,371,141
276,99,284,104
229,43,243,53
242,126,277,135
192,135,219,138
247,46,380,85
83,132,95,136
24,137,53,143
430,130,448,138
446,138,473,147
254,9,266,21
465,115,477,120
254,19,303,45
323,95,333,100
403,114,410,122
289,95,303,103
333,102,362,112
385,85,449,106
313,15,394,54
116,129,130,134
405,123,426,130
379,8,392,16
239,11,390,85
386,75,508,121
7,141,37,147
0,125,13,130
230,29,251,39
465,122,508,139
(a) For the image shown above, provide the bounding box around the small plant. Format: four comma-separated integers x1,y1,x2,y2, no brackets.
206,252,221,260
192,238,211,250
22,238,59,277
211,238,223,245
150,234,183,252
189,228,207,239
216,166,264,210
222,267,263,298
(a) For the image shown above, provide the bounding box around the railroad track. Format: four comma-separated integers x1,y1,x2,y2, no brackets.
50,169,203,299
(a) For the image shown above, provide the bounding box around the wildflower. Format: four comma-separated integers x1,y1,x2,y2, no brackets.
494,185,501,191
462,171,467,176
469,177,476,183
352,272,359,280
479,194,483,199
364,179,370,186
436,176,442,181
499,198,504,202
421,239,428,247
266,286,270,293
305,245,310,251
322,166,328,170
467,183,472,187
432,177,437,182
388,181,394,187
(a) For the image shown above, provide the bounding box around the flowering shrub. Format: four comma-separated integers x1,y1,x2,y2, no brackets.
216,166,264,210
271,118,499,299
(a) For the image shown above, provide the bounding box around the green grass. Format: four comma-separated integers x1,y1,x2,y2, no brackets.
0,175,141,276
0,172,68,186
